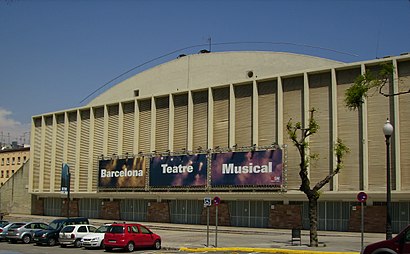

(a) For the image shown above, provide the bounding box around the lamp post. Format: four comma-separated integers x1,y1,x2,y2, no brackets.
383,119,393,240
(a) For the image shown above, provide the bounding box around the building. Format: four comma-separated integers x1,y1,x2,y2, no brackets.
0,146,30,186
29,51,410,232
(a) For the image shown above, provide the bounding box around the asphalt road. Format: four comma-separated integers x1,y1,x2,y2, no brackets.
0,241,181,254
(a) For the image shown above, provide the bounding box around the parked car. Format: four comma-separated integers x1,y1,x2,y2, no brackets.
0,220,9,227
81,224,111,249
33,217,89,246
103,223,161,252
0,220,10,238
6,222,49,244
361,224,410,254
0,223,24,241
58,224,97,248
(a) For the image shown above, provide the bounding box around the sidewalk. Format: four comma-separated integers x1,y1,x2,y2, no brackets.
3,213,386,254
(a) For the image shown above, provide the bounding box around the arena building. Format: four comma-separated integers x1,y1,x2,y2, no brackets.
29,51,410,232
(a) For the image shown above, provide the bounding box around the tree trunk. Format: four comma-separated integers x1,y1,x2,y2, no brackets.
308,195,319,247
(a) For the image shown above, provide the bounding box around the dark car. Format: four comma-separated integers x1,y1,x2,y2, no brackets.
103,223,161,252
361,224,410,254
6,222,49,243
33,217,89,246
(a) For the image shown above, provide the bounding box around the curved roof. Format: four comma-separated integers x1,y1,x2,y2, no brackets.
88,51,344,106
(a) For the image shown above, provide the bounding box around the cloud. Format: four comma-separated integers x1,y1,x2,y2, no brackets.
0,107,31,144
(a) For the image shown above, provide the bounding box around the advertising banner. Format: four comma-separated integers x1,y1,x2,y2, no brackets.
149,154,208,187
98,157,146,188
211,149,283,187
61,163,70,194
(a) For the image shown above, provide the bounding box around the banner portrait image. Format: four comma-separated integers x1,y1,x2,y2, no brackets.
211,149,283,187
150,154,208,187
61,163,70,194
98,157,146,188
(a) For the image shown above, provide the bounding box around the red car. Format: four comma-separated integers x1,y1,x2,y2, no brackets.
103,223,161,252
361,224,410,254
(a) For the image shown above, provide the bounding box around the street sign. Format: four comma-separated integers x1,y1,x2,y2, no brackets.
213,196,221,206
357,191,368,203
204,197,212,207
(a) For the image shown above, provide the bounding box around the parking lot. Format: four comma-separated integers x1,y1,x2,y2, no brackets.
1,213,391,254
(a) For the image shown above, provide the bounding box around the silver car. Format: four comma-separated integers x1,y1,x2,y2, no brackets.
59,224,97,248
0,223,22,241
6,222,49,244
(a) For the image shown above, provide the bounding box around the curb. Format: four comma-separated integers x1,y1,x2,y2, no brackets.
179,247,360,254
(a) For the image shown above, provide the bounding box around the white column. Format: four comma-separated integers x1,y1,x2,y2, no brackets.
392,59,401,191
361,64,369,191
252,80,258,146
331,68,339,191
229,84,235,148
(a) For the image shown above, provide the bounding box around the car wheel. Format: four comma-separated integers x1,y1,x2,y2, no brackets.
48,238,56,246
60,244,66,248
126,241,135,252
105,246,113,251
74,239,81,248
100,240,105,249
153,240,161,250
22,235,31,244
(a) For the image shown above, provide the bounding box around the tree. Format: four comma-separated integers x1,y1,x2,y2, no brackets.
286,108,349,247
345,63,409,110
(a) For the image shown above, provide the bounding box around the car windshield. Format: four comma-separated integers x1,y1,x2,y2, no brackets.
96,225,110,233
107,226,124,234
48,222,62,230
61,226,75,233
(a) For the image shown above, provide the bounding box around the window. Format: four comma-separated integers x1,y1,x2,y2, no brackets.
12,170,14,174
6,170,9,178
6,158,9,165
1,158,4,166
131,226,139,233
12,157,15,165
140,226,150,234
18,157,21,164
78,226,87,233
1,171,3,178
23,156,27,162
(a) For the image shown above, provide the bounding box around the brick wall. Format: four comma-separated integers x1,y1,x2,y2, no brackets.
147,201,170,223
348,205,386,233
200,203,231,226
100,200,120,220
269,204,302,229
61,199,79,217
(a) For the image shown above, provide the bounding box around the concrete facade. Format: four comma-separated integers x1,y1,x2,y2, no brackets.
27,51,410,233
0,160,31,215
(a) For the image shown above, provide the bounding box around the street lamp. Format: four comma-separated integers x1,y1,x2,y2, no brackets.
383,118,393,240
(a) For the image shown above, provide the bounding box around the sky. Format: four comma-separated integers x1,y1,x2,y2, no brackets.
0,0,409,145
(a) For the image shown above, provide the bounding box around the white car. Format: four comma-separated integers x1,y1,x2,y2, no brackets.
58,224,97,248
80,224,111,249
